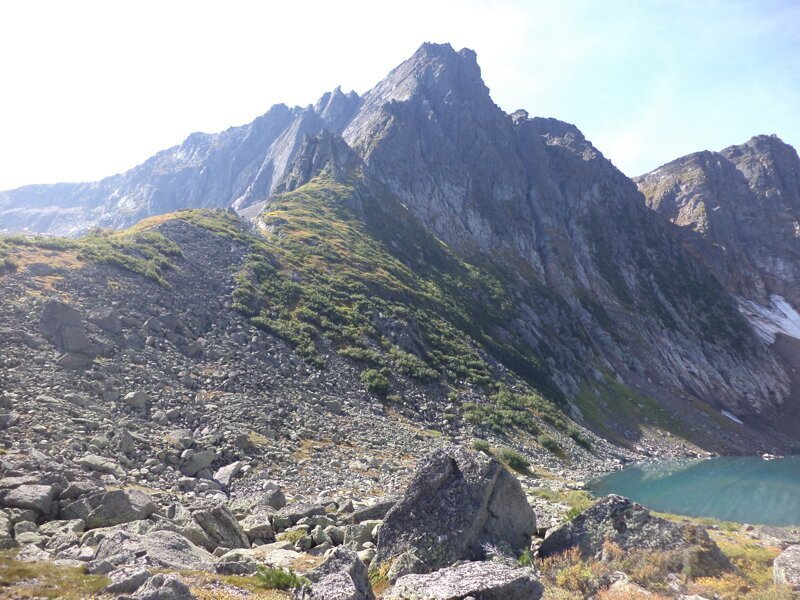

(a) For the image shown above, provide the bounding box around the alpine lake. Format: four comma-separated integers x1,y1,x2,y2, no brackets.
590,455,800,526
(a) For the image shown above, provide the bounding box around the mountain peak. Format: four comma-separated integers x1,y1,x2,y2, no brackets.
353,42,487,109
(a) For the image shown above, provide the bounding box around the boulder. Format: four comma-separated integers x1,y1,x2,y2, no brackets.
125,573,196,599
0,484,55,515
388,561,542,600
61,489,157,529
88,309,123,334
538,495,731,577
57,352,95,369
180,450,215,477
39,300,95,356
192,504,249,549
349,497,397,523
155,503,215,551
387,551,425,583
124,391,151,411
60,326,92,352
94,529,215,572
77,454,125,477
213,461,242,488
374,446,536,572
218,542,300,569
258,486,287,511
240,513,276,544
306,546,374,600
276,501,326,525
774,544,800,590
104,567,151,595
39,300,82,339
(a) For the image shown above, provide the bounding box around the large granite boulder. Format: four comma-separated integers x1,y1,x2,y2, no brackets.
306,546,374,600
94,529,215,572
125,573,197,599
375,446,536,572
61,489,157,529
0,484,56,517
388,561,542,600
774,544,800,590
538,495,731,577
191,504,249,550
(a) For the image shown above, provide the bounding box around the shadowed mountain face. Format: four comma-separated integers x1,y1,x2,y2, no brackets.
636,136,800,345
0,43,795,444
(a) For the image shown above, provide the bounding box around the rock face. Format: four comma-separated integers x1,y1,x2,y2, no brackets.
375,446,536,572
538,495,731,577
773,544,800,590
636,135,800,345
388,561,543,600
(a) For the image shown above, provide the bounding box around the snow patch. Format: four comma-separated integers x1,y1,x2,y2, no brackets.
737,294,800,344
721,410,743,425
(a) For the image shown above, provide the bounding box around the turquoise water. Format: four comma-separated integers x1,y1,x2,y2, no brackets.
589,456,800,526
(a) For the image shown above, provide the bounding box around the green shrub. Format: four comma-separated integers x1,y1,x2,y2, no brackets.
564,506,582,522
568,430,592,451
471,439,491,454
497,447,530,472
338,345,383,365
254,566,309,590
276,529,307,544
361,369,390,396
518,547,534,567
388,348,438,381
538,434,562,454
0,256,17,273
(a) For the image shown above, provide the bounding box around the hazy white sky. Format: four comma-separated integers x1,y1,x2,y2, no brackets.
1,0,798,190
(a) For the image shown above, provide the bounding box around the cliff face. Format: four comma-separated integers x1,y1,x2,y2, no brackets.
636,135,800,345
0,43,793,434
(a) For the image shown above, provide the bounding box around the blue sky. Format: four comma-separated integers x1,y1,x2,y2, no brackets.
0,0,797,189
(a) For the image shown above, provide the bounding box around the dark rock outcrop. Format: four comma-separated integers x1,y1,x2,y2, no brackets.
538,495,731,577
637,135,800,344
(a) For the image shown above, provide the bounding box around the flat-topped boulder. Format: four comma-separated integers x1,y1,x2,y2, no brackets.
388,561,542,600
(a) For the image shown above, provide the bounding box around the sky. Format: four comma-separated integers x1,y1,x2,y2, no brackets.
0,0,798,190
